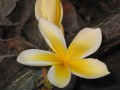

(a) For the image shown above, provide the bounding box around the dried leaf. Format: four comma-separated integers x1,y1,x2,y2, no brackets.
0,0,18,26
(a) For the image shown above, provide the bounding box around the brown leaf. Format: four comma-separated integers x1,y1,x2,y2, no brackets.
0,38,32,55
0,0,17,26
62,0,84,32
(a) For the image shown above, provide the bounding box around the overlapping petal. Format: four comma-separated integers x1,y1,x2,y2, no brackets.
17,49,60,66
35,0,47,20
46,0,62,26
60,24,64,34
67,28,102,59
59,2,63,26
69,58,110,79
47,65,71,88
35,0,63,26
38,19,67,57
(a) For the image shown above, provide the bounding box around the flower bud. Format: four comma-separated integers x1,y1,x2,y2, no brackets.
35,0,63,27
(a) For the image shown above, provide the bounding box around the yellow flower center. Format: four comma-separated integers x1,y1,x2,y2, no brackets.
58,54,68,66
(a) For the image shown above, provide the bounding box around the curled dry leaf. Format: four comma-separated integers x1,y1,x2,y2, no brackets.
0,0,18,26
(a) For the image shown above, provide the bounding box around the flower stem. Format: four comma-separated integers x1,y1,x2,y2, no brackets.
41,67,48,81
41,67,53,90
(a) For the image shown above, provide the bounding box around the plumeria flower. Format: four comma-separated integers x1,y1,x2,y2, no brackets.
17,19,110,88
35,0,63,31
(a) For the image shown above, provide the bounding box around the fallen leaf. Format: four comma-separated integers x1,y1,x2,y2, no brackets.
0,0,18,26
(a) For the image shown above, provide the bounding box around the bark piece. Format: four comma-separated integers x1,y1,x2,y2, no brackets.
6,67,42,90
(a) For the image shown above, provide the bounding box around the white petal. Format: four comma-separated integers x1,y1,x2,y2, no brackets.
69,58,110,79
67,28,102,59
17,49,60,66
47,65,71,88
38,19,67,57
35,0,47,20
